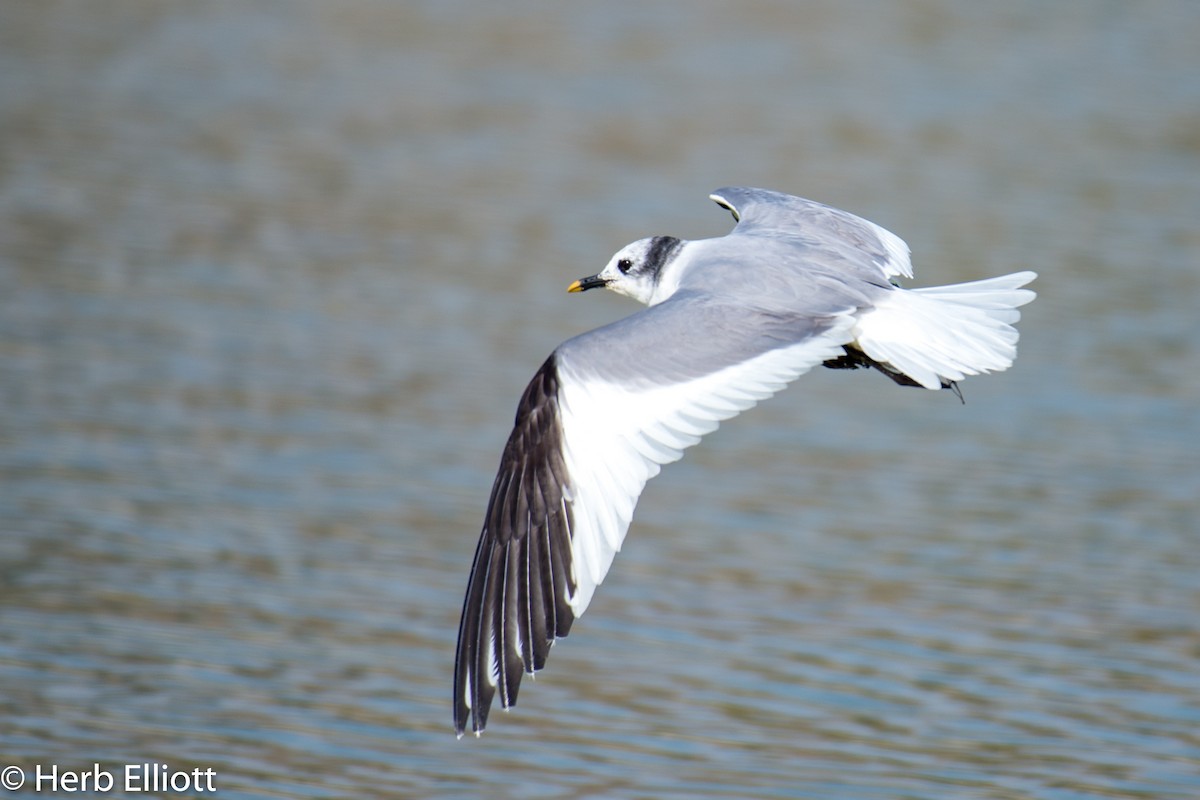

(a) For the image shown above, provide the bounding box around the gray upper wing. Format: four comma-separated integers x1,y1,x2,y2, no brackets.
709,186,914,283
554,289,853,388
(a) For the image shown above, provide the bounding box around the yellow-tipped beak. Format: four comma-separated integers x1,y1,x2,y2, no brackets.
567,275,608,293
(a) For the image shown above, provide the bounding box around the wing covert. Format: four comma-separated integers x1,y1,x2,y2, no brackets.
710,186,913,281
553,303,857,617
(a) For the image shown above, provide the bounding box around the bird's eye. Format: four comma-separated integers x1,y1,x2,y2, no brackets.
617,258,633,274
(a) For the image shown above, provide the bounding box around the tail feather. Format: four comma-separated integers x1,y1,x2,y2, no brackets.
851,271,1036,390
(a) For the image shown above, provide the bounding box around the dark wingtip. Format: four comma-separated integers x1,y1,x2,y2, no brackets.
453,353,578,737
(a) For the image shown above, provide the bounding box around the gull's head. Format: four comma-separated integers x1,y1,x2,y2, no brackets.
568,236,683,306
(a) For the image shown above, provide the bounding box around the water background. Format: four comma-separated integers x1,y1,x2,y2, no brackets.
2,2,1198,798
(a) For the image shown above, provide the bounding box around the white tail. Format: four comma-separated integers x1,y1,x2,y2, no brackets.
852,271,1037,390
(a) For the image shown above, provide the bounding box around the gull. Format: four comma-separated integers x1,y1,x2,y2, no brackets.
452,187,1036,736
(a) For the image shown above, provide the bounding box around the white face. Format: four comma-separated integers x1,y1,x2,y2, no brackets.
591,237,680,305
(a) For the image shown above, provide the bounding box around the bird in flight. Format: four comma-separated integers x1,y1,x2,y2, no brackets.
453,187,1036,736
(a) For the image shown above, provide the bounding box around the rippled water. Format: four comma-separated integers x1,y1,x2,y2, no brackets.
2,2,1199,798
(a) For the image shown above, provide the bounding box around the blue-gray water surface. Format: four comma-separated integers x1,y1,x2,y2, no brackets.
2,2,1198,798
